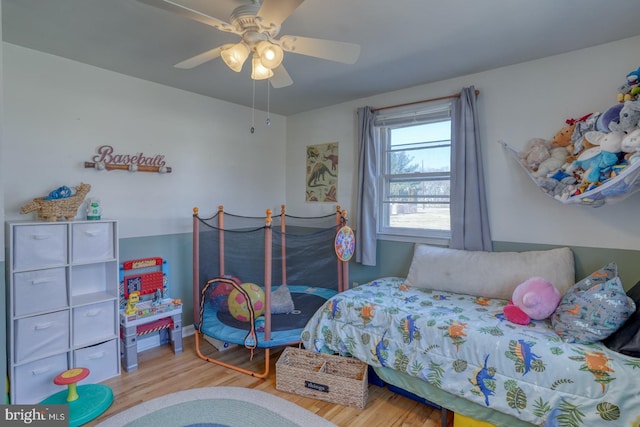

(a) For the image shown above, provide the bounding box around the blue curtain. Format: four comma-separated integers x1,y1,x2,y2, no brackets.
450,86,492,251
355,106,378,266
356,87,491,266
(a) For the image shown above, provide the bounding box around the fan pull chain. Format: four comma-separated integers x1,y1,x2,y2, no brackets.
250,79,256,134
266,82,271,126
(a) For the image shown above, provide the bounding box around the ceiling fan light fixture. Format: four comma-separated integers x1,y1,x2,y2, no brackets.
221,42,250,72
141,0,362,89
255,41,283,69
251,55,274,80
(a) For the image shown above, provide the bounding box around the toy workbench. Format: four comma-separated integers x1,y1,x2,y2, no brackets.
119,257,182,372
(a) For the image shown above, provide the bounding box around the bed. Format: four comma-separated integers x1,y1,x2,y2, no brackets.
301,245,640,427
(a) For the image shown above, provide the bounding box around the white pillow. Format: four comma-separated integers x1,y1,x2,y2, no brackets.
404,245,575,300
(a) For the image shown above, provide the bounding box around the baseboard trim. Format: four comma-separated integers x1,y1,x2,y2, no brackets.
183,324,195,337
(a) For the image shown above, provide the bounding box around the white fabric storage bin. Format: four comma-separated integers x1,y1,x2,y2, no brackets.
15,310,70,363
13,268,68,316
73,301,116,347
13,352,68,404
13,224,67,270
72,222,114,263
74,339,119,384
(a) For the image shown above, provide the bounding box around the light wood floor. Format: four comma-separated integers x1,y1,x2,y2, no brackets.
89,334,453,427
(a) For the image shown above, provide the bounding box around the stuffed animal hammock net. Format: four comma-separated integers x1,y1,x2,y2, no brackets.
499,140,640,207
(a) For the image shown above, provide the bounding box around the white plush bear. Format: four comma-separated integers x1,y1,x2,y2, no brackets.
519,138,550,172
532,146,567,177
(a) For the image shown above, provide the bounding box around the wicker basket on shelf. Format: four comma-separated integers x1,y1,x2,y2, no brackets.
20,183,91,222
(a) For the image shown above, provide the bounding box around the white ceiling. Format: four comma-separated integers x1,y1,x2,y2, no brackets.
4,0,640,116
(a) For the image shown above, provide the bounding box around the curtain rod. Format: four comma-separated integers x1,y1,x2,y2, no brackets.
371,89,480,112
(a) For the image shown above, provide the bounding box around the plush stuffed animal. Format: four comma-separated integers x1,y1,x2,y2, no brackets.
503,277,561,325
571,131,625,183
551,123,595,163
551,123,575,148
532,146,567,178
519,138,550,172
621,128,640,163
609,101,640,133
537,170,577,199
567,113,600,142
597,104,624,132
618,67,640,102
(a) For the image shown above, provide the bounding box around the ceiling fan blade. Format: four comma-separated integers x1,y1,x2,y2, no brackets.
270,65,293,88
278,35,360,64
174,44,232,69
137,0,236,33
257,0,304,29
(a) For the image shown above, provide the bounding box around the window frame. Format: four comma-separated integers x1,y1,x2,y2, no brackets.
375,102,453,242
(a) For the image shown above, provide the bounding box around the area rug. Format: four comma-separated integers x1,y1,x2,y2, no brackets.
96,386,336,427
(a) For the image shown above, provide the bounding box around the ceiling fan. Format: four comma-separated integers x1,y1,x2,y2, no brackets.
137,0,361,88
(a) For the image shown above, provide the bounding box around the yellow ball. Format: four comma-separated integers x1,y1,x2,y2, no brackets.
228,283,265,322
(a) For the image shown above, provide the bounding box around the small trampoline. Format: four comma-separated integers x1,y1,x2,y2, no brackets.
192,205,349,378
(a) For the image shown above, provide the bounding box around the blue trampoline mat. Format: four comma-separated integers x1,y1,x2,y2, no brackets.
199,285,336,348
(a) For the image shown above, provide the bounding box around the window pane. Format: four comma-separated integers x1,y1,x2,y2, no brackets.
389,146,450,173
391,121,451,146
387,178,450,230
390,122,451,174
388,180,450,202
389,204,450,231
379,116,452,237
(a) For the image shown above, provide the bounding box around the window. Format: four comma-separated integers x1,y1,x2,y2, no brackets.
376,102,452,240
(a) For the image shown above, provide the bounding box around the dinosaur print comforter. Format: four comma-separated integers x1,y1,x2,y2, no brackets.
301,277,640,427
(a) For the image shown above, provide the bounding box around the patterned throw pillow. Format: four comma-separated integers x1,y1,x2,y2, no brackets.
551,262,636,344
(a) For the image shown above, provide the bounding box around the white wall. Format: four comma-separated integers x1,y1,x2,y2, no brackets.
3,44,287,238
5,37,640,250
286,35,640,251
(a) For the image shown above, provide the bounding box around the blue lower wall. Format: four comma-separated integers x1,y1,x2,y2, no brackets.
119,234,193,327
121,234,640,333
349,240,640,291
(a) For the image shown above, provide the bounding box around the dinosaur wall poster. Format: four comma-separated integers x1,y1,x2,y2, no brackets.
305,142,338,202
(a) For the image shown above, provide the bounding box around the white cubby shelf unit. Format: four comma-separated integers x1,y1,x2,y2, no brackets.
6,220,121,404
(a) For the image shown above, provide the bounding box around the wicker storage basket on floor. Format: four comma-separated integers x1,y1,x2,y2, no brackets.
276,347,368,409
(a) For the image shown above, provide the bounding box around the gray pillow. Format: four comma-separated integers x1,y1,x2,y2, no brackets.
271,284,295,314
552,262,636,344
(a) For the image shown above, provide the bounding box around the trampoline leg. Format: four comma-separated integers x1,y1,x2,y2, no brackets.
195,331,271,379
